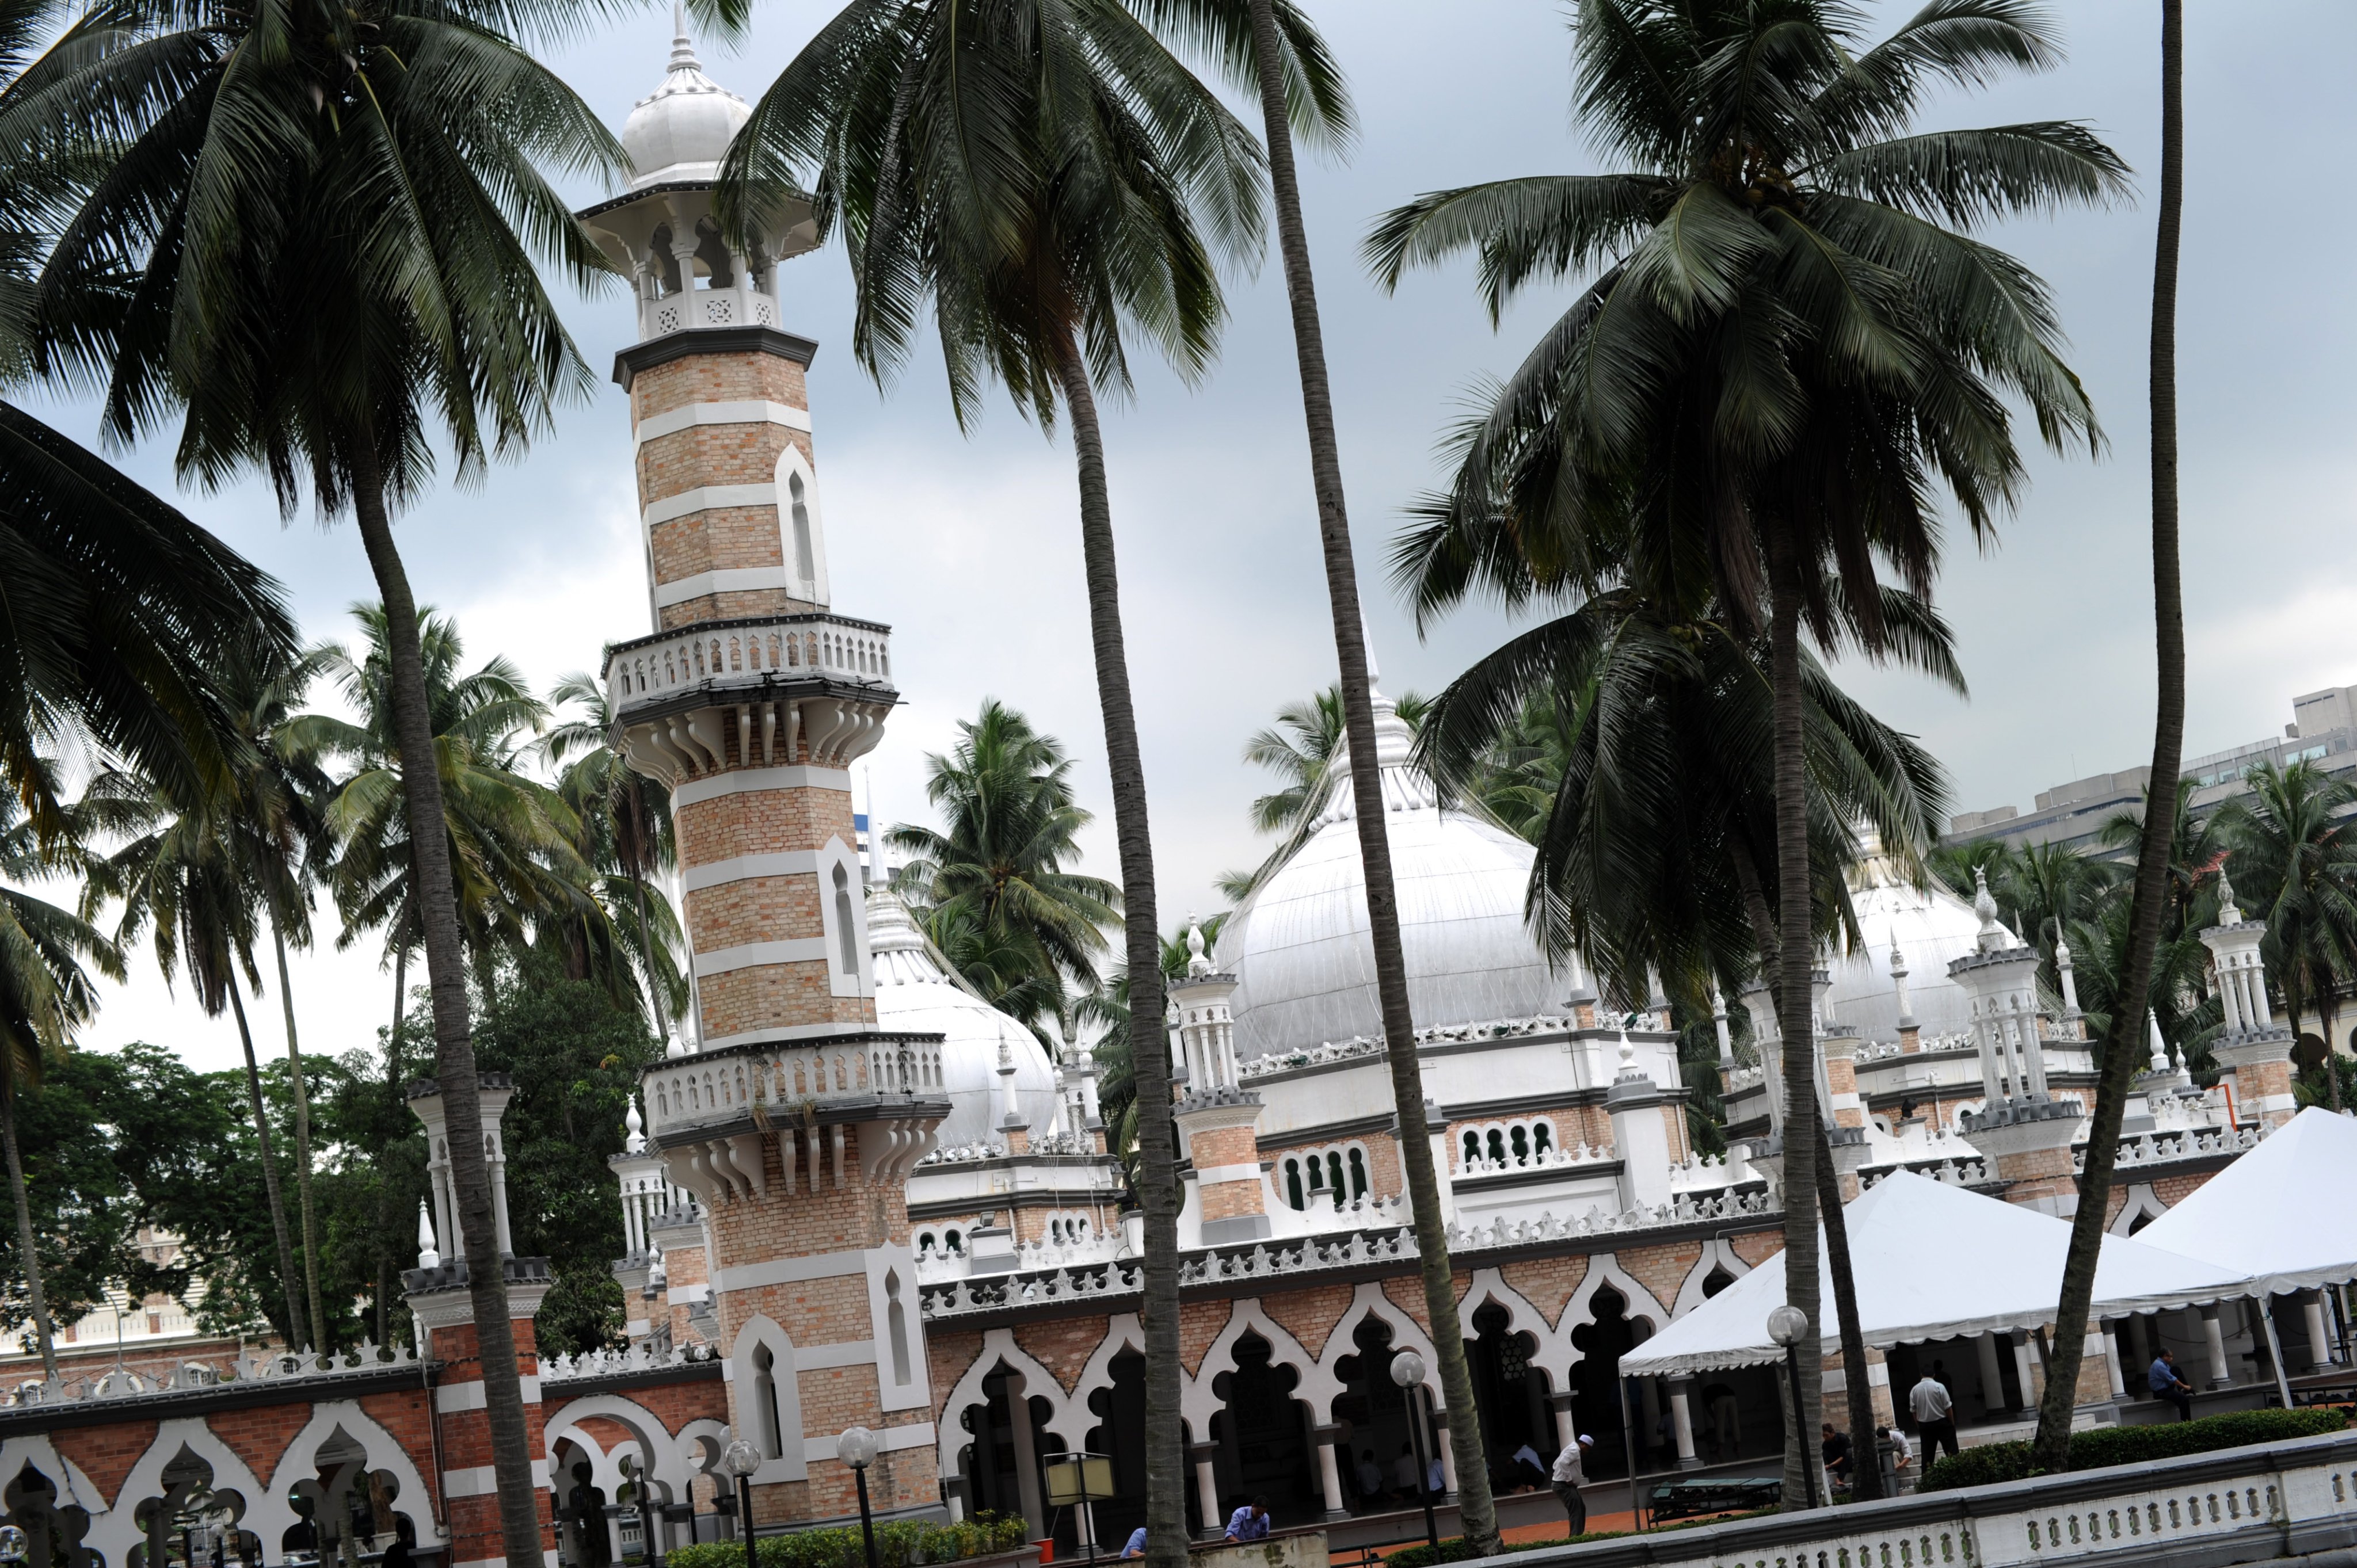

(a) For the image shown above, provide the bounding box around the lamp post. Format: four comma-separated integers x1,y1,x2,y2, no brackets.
1389,1351,1440,1553
721,1439,760,1568
1766,1306,1819,1510
838,1426,882,1568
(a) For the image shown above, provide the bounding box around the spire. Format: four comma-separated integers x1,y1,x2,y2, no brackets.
625,1096,646,1154
416,1201,440,1269
1972,867,2008,952
668,0,699,73
2149,1010,2172,1073
1185,913,1211,978
2218,865,2242,925
1888,924,1916,1030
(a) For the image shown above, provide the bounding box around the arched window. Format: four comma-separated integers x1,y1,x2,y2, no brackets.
1284,1157,1305,1211
1346,1146,1369,1200
789,472,816,588
752,1344,784,1459
945,1229,964,1256
833,864,858,972
885,1269,912,1386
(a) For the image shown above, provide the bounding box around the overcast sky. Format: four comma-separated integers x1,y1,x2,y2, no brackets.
25,1,2357,1074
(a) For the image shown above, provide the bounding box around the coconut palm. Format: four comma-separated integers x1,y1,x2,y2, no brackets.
544,673,685,1034
888,701,1120,1042
38,0,624,1531
2215,761,2357,1113
81,772,311,1348
719,17,1261,1543
1221,685,1430,901
2036,1,2184,1465
0,781,125,1379
0,0,298,842
1366,0,2120,1495
2100,777,2224,948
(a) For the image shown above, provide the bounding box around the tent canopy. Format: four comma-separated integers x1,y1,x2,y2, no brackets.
1621,1170,2246,1377
2135,1107,2357,1293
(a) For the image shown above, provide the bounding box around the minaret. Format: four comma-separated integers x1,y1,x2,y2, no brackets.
1168,917,1265,1243
578,29,949,1529
2202,869,2299,1128
1951,869,2083,1214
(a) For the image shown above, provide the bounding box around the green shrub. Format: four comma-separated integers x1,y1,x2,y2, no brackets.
663,1512,1030,1568
1918,1406,2348,1493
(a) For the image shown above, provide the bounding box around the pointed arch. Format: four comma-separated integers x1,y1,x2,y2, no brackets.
729,1313,810,1482
1182,1298,1330,1430
2110,1182,2169,1236
543,1394,697,1499
932,1329,1077,1478
772,442,832,604
1562,1250,1672,1348
1058,1314,1148,1448
74,1420,268,1568
1671,1239,1753,1317
1459,1268,1574,1388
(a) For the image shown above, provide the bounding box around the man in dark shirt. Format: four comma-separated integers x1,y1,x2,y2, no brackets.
1821,1423,1855,1486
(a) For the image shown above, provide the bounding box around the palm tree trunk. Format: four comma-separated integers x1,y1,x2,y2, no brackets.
2,1088,58,1381
2032,0,2185,1472
230,976,308,1350
1240,0,1499,1545
1766,526,1825,1505
348,453,543,1568
1042,324,1185,1568
1813,1128,1878,1500
391,944,408,1059
269,899,329,1352
2321,990,2344,1113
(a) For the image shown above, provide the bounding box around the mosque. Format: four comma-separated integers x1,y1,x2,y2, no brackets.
0,29,2327,1568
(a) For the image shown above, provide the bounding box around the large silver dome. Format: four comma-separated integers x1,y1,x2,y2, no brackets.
620,20,751,190
1824,840,1988,1042
1214,692,1572,1059
867,891,1060,1147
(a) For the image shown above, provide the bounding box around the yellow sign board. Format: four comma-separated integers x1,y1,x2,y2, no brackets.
1042,1454,1115,1507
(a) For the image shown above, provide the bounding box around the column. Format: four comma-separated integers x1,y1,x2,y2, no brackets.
1313,1427,1347,1522
1007,1379,1046,1540
2097,1324,2126,1399
1974,1334,2006,1420
1431,1405,1461,1500
1550,1391,1578,1452
2010,1333,2038,1416
1667,1380,1700,1470
2200,1305,2232,1390
1190,1444,1221,1541
2305,1292,2336,1372
2122,1313,2150,1382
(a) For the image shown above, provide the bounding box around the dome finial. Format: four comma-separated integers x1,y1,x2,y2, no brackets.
2217,865,2241,925
625,1096,646,1154
669,0,700,73
1972,866,2006,952
416,1201,440,1270
1185,914,1210,978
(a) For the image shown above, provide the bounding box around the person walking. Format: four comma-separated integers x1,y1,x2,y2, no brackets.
2150,1349,2196,1421
1909,1368,1960,1461
1551,1435,1595,1538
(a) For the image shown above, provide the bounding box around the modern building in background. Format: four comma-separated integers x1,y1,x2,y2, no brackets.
1946,684,2357,853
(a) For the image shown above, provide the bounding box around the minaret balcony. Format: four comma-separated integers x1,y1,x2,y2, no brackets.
604,612,896,782
641,280,779,339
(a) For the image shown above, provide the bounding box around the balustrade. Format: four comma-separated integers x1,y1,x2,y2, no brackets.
643,1035,946,1136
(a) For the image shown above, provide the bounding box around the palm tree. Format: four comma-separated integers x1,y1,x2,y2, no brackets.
2100,777,2225,948
2215,761,2357,1113
718,12,1262,1553
544,673,686,1034
0,0,299,843
295,606,587,1004
1367,0,2119,1497
42,0,623,1532
82,772,311,1348
888,700,1121,1041
207,640,341,1351
0,782,125,1379
2035,0,2185,1467
1222,685,1429,901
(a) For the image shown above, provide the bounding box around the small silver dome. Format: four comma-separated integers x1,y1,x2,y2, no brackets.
1215,692,1569,1058
1825,840,1990,1041
867,890,1060,1147
620,17,751,190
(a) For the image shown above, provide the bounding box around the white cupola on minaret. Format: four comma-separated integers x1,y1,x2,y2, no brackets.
576,4,820,343
2202,867,2301,1128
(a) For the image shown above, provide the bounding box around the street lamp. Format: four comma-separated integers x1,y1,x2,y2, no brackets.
1389,1351,1440,1553
1765,1306,1820,1510
838,1426,882,1568
721,1439,760,1568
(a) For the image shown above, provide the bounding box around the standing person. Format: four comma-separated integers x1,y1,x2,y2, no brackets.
1550,1435,1595,1537
1704,1383,1741,1462
2150,1349,2196,1421
1910,1368,1960,1462
1392,1444,1420,1500
1427,1452,1445,1498
1224,1498,1271,1543
1353,1450,1383,1509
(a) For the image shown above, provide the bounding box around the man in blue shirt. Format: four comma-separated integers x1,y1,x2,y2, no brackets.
2149,1348,2195,1421
1225,1497,1271,1541
1120,1527,1148,1559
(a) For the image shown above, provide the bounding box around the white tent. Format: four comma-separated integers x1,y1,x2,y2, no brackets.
1621,1170,2246,1376
2135,1107,2357,1293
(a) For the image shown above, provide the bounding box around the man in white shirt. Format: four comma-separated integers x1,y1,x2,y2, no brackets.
1354,1449,1384,1507
1550,1435,1595,1536
1392,1443,1421,1496
1909,1368,1958,1461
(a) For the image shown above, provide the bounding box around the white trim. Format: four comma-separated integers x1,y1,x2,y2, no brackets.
635,399,812,445
815,834,874,1001
436,1375,540,1413
794,1338,878,1370
1195,1163,1263,1185
714,1250,871,1292
693,937,830,978
698,1020,879,1049
653,567,792,609
683,850,824,892
672,764,852,807
643,483,775,529
801,1421,934,1464
452,1556,560,1568
444,1460,550,1498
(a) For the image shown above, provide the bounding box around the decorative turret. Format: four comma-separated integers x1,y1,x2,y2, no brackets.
2202,868,2299,1128
1169,915,1265,1243
1888,928,1920,1052
1950,870,2082,1214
